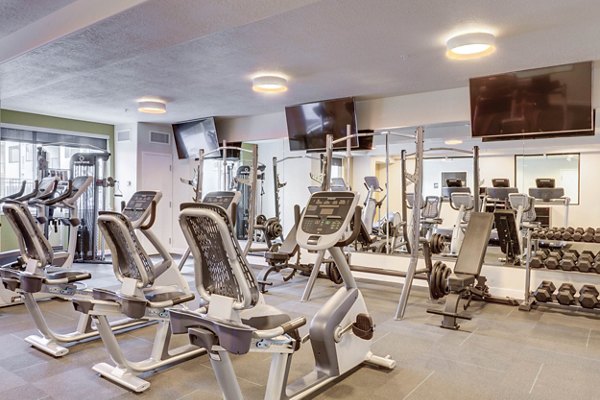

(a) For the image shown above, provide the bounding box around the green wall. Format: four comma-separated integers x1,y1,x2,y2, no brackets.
0,109,115,251
1,109,114,137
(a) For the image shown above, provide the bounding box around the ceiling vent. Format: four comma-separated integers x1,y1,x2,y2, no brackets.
117,130,130,142
150,131,170,145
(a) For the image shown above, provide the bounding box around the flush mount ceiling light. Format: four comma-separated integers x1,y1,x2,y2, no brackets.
446,32,496,60
252,75,288,93
444,139,463,145
137,98,167,114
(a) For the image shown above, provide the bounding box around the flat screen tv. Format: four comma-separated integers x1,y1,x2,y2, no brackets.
173,117,219,159
470,61,593,140
285,97,358,152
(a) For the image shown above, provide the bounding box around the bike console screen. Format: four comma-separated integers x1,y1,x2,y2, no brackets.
202,191,238,211
298,191,358,251
123,191,161,224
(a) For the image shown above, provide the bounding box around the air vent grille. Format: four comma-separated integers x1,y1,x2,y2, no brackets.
150,131,170,144
117,130,130,142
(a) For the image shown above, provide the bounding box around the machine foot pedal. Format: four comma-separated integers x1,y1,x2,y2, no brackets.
352,313,374,340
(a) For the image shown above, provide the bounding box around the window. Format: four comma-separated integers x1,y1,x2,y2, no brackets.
8,146,19,163
25,145,33,162
0,127,108,200
514,153,580,204
423,157,474,198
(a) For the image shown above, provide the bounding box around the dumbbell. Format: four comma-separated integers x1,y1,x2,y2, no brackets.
578,285,599,309
544,250,563,270
575,227,585,234
530,249,549,269
572,231,583,242
592,254,600,274
556,283,576,305
583,228,596,242
562,230,573,241
534,281,556,303
577,251,596,273
565,226,575,234
559,250,580,271
537,230,548,240
594,231,600,243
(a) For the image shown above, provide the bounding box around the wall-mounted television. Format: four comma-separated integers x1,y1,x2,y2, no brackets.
173,117,219,159
470,61,593,140
285,97,358,152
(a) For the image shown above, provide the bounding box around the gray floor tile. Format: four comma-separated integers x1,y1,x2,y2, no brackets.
3,259,600,399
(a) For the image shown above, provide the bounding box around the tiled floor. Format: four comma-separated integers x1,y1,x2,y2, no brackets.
1,257,600,399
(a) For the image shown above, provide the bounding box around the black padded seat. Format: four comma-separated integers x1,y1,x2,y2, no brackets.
357,221,374,245
241,304,292,331
447,273,476,292
144,289,194,306
265,252,290,262
45,271,92,283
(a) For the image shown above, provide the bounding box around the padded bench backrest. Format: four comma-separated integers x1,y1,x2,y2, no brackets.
453,212,494,276
278,223,299,256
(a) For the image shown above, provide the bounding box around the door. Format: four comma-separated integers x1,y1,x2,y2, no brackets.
140,152,173,253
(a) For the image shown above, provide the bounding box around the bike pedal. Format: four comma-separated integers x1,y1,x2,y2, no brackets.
352,313,374,340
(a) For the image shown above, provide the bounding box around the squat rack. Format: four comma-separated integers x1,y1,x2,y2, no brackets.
301,127,426,320
396,144,479,319
303,126,482,320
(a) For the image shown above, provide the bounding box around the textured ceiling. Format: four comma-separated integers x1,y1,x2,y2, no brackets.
0,0,76,37
1,0,600,125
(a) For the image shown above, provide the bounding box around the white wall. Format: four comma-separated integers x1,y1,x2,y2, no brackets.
136,122,173,181
252,139,315,233
114,122,178,251
117,62,600,254
114,123,138,203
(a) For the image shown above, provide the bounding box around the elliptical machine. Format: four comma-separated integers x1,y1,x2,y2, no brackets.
447,192,475,256
169,190,396,399
362,176,385,236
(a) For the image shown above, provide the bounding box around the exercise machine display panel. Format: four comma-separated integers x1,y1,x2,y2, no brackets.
122,191,161,225
297,191,359,251
202,191,239,211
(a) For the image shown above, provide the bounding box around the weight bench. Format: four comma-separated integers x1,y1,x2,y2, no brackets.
427,212,494,330
257,205,312,292
257,223,307,292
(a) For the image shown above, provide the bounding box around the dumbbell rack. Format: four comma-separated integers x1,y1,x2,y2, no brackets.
520,229,600,315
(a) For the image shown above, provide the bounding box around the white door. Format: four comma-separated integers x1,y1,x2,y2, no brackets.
140,152,173,253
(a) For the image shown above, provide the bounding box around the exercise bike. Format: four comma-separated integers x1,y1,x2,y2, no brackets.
177,190,240,270
169,190,396,399
0,190,163,356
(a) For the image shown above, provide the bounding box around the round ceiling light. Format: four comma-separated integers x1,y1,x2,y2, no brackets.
252,75,288,93
137,98,167,114
444,139,463,145
446,32,496,60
